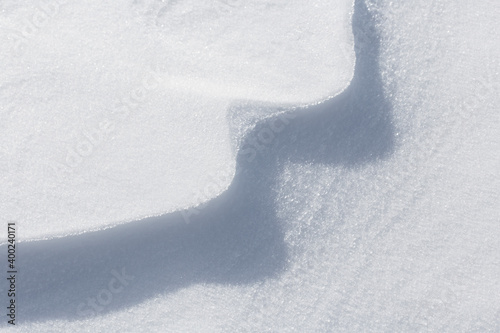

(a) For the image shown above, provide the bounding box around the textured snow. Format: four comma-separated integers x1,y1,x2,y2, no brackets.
0,0,354,240
1,0,500,332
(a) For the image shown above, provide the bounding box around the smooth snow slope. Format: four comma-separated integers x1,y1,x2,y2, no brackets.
1,0,500,332
0,0,354,240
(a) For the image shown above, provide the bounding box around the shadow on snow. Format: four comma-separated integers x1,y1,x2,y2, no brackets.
4,0,394,323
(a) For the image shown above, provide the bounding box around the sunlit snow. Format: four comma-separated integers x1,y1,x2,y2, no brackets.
0,0,499,332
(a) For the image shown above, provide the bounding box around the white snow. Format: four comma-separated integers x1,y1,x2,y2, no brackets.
0,0,354,240
1,0,499,332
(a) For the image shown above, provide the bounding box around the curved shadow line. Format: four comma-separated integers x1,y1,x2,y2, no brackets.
1,0,393,324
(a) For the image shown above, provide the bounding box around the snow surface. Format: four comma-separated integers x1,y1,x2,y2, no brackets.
1,0,500,332
0,0,354,240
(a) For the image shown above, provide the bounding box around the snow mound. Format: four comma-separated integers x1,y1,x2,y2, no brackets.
0,0,355,240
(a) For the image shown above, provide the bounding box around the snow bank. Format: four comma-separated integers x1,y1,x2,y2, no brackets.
0,0,355,240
